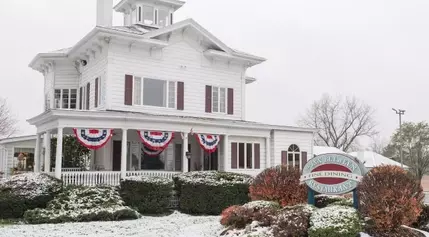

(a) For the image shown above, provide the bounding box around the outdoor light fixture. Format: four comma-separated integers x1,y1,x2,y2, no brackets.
186,152,191,159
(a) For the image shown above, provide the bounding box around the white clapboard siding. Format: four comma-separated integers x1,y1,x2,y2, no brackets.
107,31,245,120
54,61,79,88
272,130,313,168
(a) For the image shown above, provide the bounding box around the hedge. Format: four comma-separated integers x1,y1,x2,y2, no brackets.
0,173,62,218
173,171,252,215
119,176,174,214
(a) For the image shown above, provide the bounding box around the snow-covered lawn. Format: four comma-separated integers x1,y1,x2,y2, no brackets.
0,212,223,237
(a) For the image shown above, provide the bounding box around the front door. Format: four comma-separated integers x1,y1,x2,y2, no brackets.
203,150,218,171
112,141,122,171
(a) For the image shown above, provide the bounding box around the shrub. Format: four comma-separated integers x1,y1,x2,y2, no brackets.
242,200,281,211
249,165,307,207
24,186,140,224
315,194,348,208
220,205,253,228
173,171,252,215
358,165,424,232
272,204,316,237
0,173,62,218
413,204,429,231
308,205,363,237
119,176,173,214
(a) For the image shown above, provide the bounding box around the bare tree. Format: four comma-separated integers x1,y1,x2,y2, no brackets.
0,98,18,138
369,135,388,154
299,94,377,152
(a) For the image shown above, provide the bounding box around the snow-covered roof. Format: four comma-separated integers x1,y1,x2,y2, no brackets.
348,151,408,168
313,146,346,156
0,135,38,145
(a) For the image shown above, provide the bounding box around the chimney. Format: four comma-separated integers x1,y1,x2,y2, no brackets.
96,0,113,27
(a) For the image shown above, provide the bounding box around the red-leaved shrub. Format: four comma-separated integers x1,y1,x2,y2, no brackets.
358,165,424,232
220,205,252,228
249,165,307,207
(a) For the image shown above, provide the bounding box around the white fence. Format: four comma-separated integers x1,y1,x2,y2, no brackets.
0,147,7,179
61,171,181,186
52,167,84,172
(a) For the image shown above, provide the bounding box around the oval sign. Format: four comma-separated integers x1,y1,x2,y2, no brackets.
300,153,365,195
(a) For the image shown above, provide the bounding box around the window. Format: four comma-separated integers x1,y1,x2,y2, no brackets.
234,142,260,169
138,6,142,22
97,77,102,106
13,148,35,171
168,81,176,108
82,85,86,110
54,89,77,109
212,87,227,113
158,9,169,27
143,6,154,25
132,77,176,108
131,8,137,24
288,144,301,168
133,77,142,105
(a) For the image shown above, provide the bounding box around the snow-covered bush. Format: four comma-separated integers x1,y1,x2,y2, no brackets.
221,201,280,229
327,198,354,207
119,176,173,214
308,205,363,237
0,173,62,218
249,165,307,207
222,221,274,237
414,204,429,232
315,194,348,208
24,186,140,224
243,201,281,210
271,204,316,237
358,165,424,232
173,171,252,214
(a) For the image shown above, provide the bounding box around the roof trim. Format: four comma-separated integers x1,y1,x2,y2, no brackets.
0,135,38,145
245,76,257,84
114,0,185,12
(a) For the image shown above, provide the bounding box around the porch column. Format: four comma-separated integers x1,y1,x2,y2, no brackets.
266,136,271,168
121,129,128,179
44,131,51,172
34,133,42,172
55,127,63,179
223,135,229,171
182,133,188,172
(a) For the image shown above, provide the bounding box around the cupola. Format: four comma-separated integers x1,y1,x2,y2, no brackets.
114,0,185,28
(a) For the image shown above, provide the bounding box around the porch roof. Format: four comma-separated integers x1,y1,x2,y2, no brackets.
27,110,316,135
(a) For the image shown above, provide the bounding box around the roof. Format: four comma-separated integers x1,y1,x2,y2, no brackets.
348,151,408,168
313,146,346,156
114,0,186,12
0,135,38,145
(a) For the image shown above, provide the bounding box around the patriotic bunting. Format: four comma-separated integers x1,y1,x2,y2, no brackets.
73,128,113,150
138,131,174,151
142,145,163,157
195,134,221,153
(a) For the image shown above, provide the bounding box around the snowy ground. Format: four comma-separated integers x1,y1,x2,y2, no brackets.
0,212,223,237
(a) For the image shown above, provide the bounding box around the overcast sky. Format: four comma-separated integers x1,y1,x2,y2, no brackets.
1,0,428,147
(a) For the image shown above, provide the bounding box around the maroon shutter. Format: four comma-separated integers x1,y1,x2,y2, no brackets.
205,85,212,113
281,151,287,165
124,75,133,105
231,142,237,169
301,152,308,169
254,143,260,169
95,78,99,108
86,83,90,110
79,87,83,110
177,82,184,110
227,88,234,115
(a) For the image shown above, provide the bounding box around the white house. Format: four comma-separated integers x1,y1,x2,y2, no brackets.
2,0,315,185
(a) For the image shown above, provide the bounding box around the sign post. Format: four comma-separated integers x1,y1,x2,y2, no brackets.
300,153,366,209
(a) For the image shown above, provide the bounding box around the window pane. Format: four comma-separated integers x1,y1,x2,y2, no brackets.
168,81,176,108
70,89,77,109
131,9,137,24
212,87,219,112
144,78,166,107
295,154,300,168
246,143,252,169
238,143,245,168
288,153,293,166
134,77,142,105
138,6,142,22
98,77,102,106
143,6,154,25
141,147,165,170
54,89,61,109
158,9,169,27
62,89,69,109
220,88,226,113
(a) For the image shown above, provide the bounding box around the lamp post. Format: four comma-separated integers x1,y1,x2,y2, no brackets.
392,108,405,168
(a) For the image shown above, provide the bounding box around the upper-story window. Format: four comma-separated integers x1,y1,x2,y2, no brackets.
212,87,227,113
133,77,176,108
54,89,77,109
143,6,154,25
288,144,300,168
135,5,171,27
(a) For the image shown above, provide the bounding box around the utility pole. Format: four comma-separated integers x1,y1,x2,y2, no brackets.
392,108,405,168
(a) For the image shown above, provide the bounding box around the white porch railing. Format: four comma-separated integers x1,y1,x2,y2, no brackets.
60,171,181,186
52,168,83,172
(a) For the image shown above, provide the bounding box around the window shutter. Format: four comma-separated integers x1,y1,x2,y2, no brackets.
205,85,212,113
227,88,234,115
301,151,308,169
86,83,90,110
231,142,237,169
177,81,184,110
254,143,260,169
95,78,99,108
124,75,133,105
281,151,287,165
79,87,83,110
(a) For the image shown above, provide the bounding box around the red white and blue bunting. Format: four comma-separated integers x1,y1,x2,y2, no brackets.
195,134,221,153
73,128,113,150
138,131,174,151
142,145,163,157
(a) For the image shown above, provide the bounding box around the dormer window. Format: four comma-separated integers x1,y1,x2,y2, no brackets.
134,4,171,27
143,6,154,25
158,9,169,27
